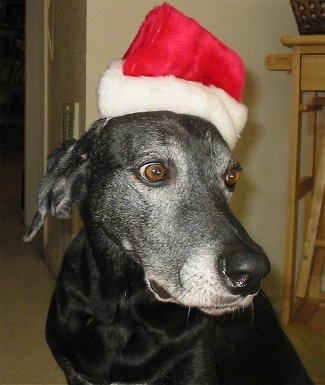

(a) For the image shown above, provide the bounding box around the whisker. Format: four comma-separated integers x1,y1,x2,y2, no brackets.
249,301,255,327
186,307,191,329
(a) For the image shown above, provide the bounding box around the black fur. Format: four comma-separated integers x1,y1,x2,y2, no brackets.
25,112,313,385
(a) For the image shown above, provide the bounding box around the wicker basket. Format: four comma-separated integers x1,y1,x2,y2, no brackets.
290,0,325,34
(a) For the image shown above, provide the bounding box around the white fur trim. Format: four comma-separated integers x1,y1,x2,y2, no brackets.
97,60,247,149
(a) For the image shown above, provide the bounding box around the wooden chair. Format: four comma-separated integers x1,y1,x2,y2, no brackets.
266,36,325,331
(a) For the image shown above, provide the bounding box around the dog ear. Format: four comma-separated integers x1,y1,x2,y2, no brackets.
24,119,105,242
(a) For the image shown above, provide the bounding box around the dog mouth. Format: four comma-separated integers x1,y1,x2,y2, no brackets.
149,280,176,303
148,280,254,314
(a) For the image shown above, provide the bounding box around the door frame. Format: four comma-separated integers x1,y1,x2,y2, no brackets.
24,0,47,226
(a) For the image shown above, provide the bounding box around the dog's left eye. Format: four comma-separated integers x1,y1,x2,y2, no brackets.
225,168,240,186
139,162,168,183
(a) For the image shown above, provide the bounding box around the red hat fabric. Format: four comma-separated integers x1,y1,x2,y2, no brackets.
123,3,244,102
97,3,248,149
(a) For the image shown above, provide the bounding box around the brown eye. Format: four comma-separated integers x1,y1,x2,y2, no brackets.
139,162,167,183
225,168,240,186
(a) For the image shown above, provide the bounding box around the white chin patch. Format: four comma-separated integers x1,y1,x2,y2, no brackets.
199,295,255,316
147,278,256,315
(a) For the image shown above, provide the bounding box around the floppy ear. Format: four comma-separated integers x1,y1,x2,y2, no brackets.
24,119,105,242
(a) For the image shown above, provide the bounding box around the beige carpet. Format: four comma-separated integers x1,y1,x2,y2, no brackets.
284,325,325,385
1,148,324,384
0,148,65,384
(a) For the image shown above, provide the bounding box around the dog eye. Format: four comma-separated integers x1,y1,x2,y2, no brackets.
139,162,168,183
225,168,240,186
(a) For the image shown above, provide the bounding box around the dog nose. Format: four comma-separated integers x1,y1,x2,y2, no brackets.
222,251,270,295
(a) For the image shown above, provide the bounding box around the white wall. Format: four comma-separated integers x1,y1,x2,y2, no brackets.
86,0,299,310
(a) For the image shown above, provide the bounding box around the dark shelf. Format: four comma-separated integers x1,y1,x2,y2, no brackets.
0,82,24,86
0,25,24,30
0,0,25,147
0,107,24,113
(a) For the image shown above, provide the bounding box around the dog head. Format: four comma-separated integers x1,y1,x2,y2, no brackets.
25,111,270,315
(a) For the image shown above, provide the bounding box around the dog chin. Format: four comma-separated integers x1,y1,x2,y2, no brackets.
148,280,255,315
199,295,255,316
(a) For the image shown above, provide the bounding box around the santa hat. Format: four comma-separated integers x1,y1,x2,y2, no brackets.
97,3,247,149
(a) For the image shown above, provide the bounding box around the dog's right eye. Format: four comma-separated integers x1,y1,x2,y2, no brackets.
225,168,241,187
139,162,168,183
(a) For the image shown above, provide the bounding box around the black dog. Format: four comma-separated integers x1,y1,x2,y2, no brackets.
25,112,313,385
